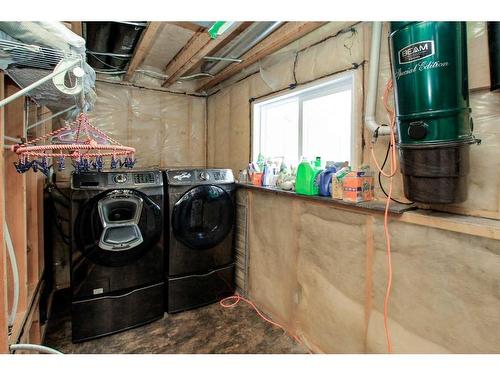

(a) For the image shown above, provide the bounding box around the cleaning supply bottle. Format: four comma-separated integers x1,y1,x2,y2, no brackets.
257,153,265,173
296,157,322,195
314,156,322,168
262,162,273,187
318,161,338,196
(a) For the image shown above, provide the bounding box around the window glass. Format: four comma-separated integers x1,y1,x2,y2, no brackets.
253,74,354,166
302,89,352,163
259,98,299,163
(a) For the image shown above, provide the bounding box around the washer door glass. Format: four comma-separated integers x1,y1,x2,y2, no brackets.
75,189,162,266
172,185,234,250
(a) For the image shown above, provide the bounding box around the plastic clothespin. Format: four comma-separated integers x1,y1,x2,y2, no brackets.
81,157,90,172
57,156,65,171
14,158,30,173
122,156,136,169
110,156,119,169
92,156,104,172
39,157,50,176
32,159,39,173
72,159,80,174
73,157,85,174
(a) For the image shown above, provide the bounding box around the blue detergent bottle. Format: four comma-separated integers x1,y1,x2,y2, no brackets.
319,161,338,196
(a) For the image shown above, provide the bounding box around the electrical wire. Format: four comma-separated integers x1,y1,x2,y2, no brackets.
5,224,19,327
378,140,414,205
10,344,63,354
369,79,397,353
220,294,311,353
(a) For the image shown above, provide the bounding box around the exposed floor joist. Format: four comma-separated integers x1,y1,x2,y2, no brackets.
196,21,327,93
124,22,164,82
162,22,253,88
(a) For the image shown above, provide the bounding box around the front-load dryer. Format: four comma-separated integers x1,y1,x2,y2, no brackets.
70,170,164,342
164,168,235,313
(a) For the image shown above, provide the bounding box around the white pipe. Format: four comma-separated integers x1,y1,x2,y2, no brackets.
10,344,63,354
202,56,243,63
4,224,19,327
365,22,391,136
0,59,80,109
26,105,76,131
3,135,20,143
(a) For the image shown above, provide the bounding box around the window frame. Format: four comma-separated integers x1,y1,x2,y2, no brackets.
251,70,358,166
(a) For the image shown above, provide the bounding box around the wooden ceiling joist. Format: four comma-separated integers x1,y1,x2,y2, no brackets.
167,22,206,33
70,22,82,37
196,21,327,93
162,22,253,88
124,22,164,82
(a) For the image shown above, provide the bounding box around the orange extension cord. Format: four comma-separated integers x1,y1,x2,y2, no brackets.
222,82,397,354
370,79,397,353
220,294,311,353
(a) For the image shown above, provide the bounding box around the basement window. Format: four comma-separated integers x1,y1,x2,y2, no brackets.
252,73,354,165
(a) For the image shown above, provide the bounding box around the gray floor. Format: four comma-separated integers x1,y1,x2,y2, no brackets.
43,292,308,354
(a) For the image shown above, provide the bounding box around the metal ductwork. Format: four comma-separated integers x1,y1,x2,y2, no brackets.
201,21,284,76
84,21,147,74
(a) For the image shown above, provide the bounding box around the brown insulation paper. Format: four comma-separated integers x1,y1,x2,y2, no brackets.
88,81,206,169
295,202,367,353
243,189,500,353
368,219,500,353
247,192,299,330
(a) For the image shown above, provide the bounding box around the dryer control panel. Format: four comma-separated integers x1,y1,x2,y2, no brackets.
165,169,234,186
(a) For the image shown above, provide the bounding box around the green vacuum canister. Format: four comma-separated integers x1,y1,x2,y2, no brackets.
389,21,480,203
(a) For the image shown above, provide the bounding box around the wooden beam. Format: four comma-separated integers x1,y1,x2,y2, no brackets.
70,22,82,37
163,22,253,88
196,22,327,92
124,22,165,82
167,22,205,33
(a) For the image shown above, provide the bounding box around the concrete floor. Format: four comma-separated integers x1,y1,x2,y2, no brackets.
43,291,308,354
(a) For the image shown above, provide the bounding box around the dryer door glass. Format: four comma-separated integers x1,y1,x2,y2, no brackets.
74,189,162,266
172,185,234,250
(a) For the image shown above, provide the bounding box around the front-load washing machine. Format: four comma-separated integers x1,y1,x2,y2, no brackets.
70,170,164,342
164,168,235,313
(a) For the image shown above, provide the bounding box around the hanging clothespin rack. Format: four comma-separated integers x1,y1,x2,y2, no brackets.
1,38,136,174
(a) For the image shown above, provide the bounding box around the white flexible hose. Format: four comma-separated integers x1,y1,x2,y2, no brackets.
10,344,63,354
4,223,19,327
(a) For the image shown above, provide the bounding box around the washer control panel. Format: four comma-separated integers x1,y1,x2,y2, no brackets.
71,171,162,189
